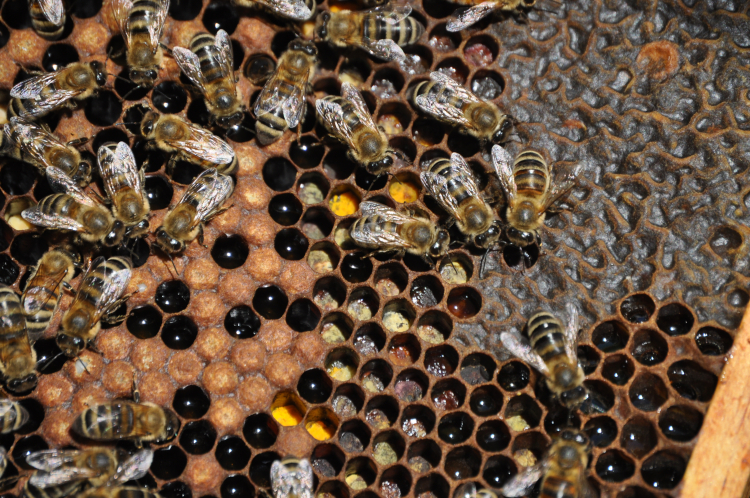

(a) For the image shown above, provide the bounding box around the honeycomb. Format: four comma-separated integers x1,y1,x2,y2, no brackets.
0,0,744,496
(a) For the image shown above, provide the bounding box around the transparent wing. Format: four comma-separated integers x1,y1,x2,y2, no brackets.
112,449,153,484
39,0,64,26
26,450,82,472
500,332,550,376
22,206,86,232
341,82,377,130
564,302,579,365
420,171,460,220
0,400,26,429
46,167,99,207
446,2,498,32
166,123,235,166
98,142,144,203
452,482,477,498
359,201,414,223
111,0,133,43
316,98,354,147
178,169,234,226
282,73,308,129
214,29,235,79
7,117,67,168
429,70,481,104
414,73,478,127
254,0,312,20
146,0,170,53
296,459,314,498
172,47,208,93
10,72,59,99
78,257,132,324
501,457,551,497
254,75,281,117
360,38,407,63
544,163,582,211
449,152,481,197
255,71,306,129
370,4,411,23
491,144,516,203
29,468,97,488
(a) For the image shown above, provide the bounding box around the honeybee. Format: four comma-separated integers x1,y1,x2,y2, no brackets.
9,62,108,119
4,116,93,187
491,144,581,249
453,482,497,498
500,304,606,414
232,0,315,21
350,201,450,261
270,457,314,498
446,0,536,31
98,142,150,239
26,448,153,493
173,30,244,129
0,399,29,433
502,429,593,498
56,256,132,358
154,168,234,254
0,285,38,393
316,81,401,177
78,486,162,498
139,111,238,175
29,0,65,40
420,153,502,250
21,167,126,247
22,248,79,342
316,5,424,64
411,71,513,145
71,396,180,444
111,0,169,88
254,39,317,146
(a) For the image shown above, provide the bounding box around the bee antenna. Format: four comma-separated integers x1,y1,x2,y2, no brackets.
168,252,178,275
363,172,384,197
479,248,491,280
119,84,146,102
38,351,66,373
76,357,90,375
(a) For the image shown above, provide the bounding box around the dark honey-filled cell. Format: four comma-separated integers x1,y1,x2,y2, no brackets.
355,168,388,192
242,413,278,449
152,81,187,114
42,44,79,72
656,303,694,336
1,162,37,196
447,287,482,318
180,420,218,454
263,158,297,192
641,451,686,490
269,193,304,226
168,0,201,20
424,345,459,378
220,475,255,498
253,285,289,320
151,445,188,480
34,338,66,374
286,299,321,332
1,0,30,30
620,417,658,459
601,354,634,385
225,306,261,339
16,398,44,434
498,361,530,391
694,326,733,355
289,136,325,169
155,280,191,313
592,320,629,353
92,127,129,152
620,294,656,323
469,385,503,417
202,1,239,34
0,255,19,286
631,329,668,365
437,411,474,445
114,238,150,268
298,368,333,404
173,385,211,419
211,234,249,269
84,91,122,127
584,416,618,448
667,360,718,402
160,481,192,498
274,228,309,260
483,455,516,489
341,252,373,283
544,405,581,435
444,446,481,480
161,315,198,350
658,404,703,442
116,69,151,102
215,436,251,471
595,449,635,482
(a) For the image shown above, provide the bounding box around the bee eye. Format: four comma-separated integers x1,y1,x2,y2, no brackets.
148,70,158,80
290,40,300,50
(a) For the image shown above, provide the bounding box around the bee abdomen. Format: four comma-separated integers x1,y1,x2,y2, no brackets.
77,257,132,305
540,475,578,498
255,110,287,145
527,312,567,361
29,0,65,40
110,489,162,498
427,157,472,205
191,33,226,84
514,150,548,194
128,0,159,35
364,14,422,46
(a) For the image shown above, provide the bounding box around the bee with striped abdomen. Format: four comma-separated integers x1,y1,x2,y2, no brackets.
316,81,401,177
270,457,314,498
421,152,502,252
446,0,536,31
232,0,315,21
412,71,513,146
0,399,29,433
4,116,93,187
111,0,169,88
56,256,132,358
139,111,238,175
491,144,581,250
501,304,606,414
26,447,152,497
28,0,65,40
0,285,38,393
78,486,163,498
350,201,450,261
502,429,594,498
22,248,79,342
22,167,126,247
98,142,150,239
154,168,234,254
9,62,108,119
316,5,423,64
173,29,244,129
254,39,317,146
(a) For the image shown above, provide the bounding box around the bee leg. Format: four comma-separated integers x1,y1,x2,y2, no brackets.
160,43,173,57
101,294,136,324
66,137,91,148
62,281,76,294
197,225,206,248
14,63,44,76
166,155,178,177
132,372,140,403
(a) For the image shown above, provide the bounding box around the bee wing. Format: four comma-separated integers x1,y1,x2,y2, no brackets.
351,202,414,249
431,70,481,104
214,29,235,78
370,4,411,23
98,142,144,203
10,72,59,99
360,38,407,63
501,457,551,497
448,152,481,197
173,47,208,92
0,400,27,428
29,468,98,488
7,117,67,168
38,0,64,25
500,331,550,376
315,98,354,146
45,167,99,207
253,0,312,20
341,82,377,130
22,206,86,233
420,171,461,219
415,77,473,128
112,449,153,484
297,459,314,498
452,482,477,498
166,124,235,166
544,163,582,212
146,0,170,53
446,1,498,32
84,257,132,323
255,68,306,129
359,201,413,223
25,449,81,471
282,77,307,129
111,0,133,42
178,169,234,226
491,144,516,203
564,302,579,364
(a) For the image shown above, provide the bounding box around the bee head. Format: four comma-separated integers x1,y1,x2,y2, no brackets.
522,0,536,6
155,227,185,254
491,118,514,144
162,409,181,441
89,61,108,87
429,229,450,258
103,220,126,247
301,41,318,57
315,11,330,39
130,69,158,87
473,221,502,249
506,226,536,247
56,334,85,358
366,155,393,177
7,373,38,393
217,111,244,129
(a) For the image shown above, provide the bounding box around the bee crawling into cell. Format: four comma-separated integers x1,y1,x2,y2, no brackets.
0,285,40,393
28,0,65,40
500,303,608,414
445,0,563,32
270,457,314,498
491,144,582,268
